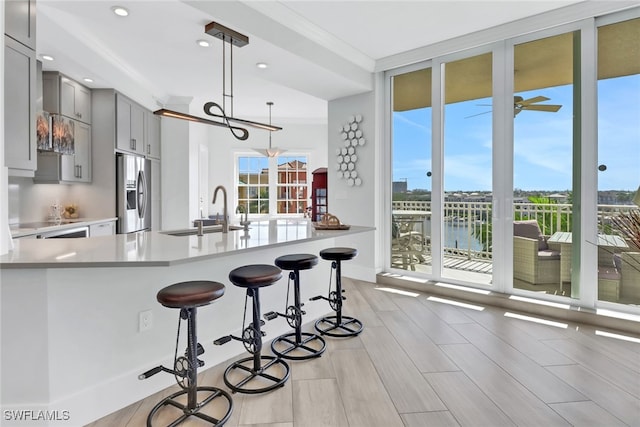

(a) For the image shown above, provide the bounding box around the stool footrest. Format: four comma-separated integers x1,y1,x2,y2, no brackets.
309,295,324,301
214,335,232,345
138,365,180,380
264,311,279,321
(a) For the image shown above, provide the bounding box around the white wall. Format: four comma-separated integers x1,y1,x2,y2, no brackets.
327,91,379,281
159,98,194,230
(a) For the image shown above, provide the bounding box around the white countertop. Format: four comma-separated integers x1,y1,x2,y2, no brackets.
9,217,118,238
1,220,374,268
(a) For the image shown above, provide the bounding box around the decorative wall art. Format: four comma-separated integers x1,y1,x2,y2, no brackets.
336,114,365,186
36,111,51,151
52,115,75,154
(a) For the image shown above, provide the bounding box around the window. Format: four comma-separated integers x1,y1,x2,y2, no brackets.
236,154,309,216
237,156,269,214
277,156,308,214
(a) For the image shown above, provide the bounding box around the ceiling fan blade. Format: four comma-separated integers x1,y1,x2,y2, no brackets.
523,104,562,112
464,110,492,119
518,95,550,106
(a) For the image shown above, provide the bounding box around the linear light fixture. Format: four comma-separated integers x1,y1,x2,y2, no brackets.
153,21,282,140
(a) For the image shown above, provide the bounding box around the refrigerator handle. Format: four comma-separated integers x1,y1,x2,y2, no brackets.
137,170,148,219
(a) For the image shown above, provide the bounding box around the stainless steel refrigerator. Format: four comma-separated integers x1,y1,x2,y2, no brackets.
116,153,151,233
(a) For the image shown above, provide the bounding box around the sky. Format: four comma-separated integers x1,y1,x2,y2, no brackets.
393,75,640,192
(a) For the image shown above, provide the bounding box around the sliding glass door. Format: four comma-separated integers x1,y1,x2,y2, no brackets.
441,52,493,285
512,32,576,297
596,17,640,306
386,9,640,312
391,67,433,273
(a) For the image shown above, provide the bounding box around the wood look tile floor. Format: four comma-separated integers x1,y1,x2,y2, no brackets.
87,278,640,427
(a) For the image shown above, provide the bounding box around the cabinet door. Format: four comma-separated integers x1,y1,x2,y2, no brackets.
116,94,133,152
116,94,145,155
89,221,115,236
146,112,161,159
4,36,36,174
130,103,145,155
5,0,36,50
60,77,91,124
73,122,92,182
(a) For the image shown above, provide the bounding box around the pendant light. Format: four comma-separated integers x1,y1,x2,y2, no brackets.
253,102,286,157
154,21,282,140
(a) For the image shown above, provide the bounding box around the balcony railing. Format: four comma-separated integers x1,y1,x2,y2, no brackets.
392,200,637,262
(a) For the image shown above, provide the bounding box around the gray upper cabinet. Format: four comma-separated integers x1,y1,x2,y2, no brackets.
5,0,36,50
4,35,36,175
116,93,146,155
146,112,161,159
43,72,92,124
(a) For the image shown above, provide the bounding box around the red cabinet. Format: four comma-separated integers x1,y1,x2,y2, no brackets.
311,168,327,222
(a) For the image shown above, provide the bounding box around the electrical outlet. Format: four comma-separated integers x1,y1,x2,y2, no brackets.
139,310,153,332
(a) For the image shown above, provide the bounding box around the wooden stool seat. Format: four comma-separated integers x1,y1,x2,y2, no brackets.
229,265,282,288
320,247,358,262
157,280,225,308
275,253,318,271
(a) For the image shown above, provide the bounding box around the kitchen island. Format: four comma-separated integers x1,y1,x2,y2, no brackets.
1,220,375,426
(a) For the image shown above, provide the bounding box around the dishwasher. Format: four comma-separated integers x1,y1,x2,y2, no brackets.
38,226,89,238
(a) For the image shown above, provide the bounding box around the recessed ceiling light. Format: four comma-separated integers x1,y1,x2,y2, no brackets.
256,62,268,69
111,6,129,17
196,39,210,48
83,78,94,83
42,54,54,61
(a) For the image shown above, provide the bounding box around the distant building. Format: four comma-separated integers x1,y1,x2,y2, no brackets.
393,181,408,194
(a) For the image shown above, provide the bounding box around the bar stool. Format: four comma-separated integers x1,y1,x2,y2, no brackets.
310,247,363,337
265,254,326,360
214,264,290,394
139,280,233,426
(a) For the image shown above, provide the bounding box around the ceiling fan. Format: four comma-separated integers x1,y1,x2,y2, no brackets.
466,95,562,118
514,95,562,116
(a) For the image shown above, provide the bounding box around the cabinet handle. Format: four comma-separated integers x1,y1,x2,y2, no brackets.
147,144,150,155
79,165,82,178
76,112,82,119
131,139,136,150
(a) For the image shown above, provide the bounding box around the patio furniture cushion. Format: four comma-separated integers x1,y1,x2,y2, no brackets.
514,220,548,251
538,249,560,260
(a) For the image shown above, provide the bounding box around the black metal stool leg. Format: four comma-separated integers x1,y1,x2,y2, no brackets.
269,270,326,360
220,288,290,394
143,309,233,426
313,259,363,338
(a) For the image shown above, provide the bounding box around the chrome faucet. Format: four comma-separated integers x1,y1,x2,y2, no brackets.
236,204,250,230
212,185,228,233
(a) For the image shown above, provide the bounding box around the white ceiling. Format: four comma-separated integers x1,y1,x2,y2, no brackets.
36,0,584,123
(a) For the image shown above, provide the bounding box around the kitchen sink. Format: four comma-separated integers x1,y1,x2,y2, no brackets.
161,224,244,236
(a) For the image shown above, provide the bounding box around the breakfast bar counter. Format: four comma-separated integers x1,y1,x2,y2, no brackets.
1,220,375,426
1,220,373,268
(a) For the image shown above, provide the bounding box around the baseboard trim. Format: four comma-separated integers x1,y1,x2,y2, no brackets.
376,272,640,336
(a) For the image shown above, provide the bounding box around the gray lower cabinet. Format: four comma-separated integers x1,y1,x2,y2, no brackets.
4,35,36,176
89,221,115,237
116,93,146,155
